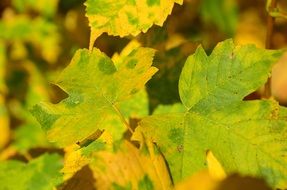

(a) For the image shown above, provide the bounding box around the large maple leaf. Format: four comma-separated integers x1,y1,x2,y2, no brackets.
133,39,287,189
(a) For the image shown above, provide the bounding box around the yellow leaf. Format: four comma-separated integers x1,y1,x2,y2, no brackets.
63,139,173,190
207,150,226,181
85,0,183,49
175,170,220,190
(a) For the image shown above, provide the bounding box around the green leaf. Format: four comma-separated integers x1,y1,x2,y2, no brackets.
133,39,287,189
85,0,183,48
31,46,157,147
0,154,63,190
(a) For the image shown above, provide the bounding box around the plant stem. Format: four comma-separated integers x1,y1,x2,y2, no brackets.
264,0,277,98
23,152,32,161
113,104,134,134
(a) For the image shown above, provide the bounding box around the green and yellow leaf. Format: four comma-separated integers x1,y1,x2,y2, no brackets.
85,0,183,49
63,139,173,190
31,45,157,147
133,39,287,189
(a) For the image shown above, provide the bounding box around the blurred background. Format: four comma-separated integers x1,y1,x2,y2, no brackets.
0,0,286,178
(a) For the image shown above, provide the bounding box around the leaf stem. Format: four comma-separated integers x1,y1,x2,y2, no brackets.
23,152,32,161
264,0,277,98
89,35,94,51
113,104,134,134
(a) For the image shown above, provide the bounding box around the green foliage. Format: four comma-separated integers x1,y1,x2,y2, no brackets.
200,0,238,35
1,0,287,190
0,13,60,63
0,154,63,190
12,0,58,18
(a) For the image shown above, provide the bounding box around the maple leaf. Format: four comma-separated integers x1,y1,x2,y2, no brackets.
85,0,183,49
133,39,287,189
31,46,157,147
63,139,173,190
0,154,63,190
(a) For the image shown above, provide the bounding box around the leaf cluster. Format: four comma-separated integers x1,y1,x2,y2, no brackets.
1,0,287,190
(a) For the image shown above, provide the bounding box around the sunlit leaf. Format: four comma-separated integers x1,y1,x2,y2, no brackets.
31,45,157,147
85,0,183,48
134,39,287,189
63,139,172,190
